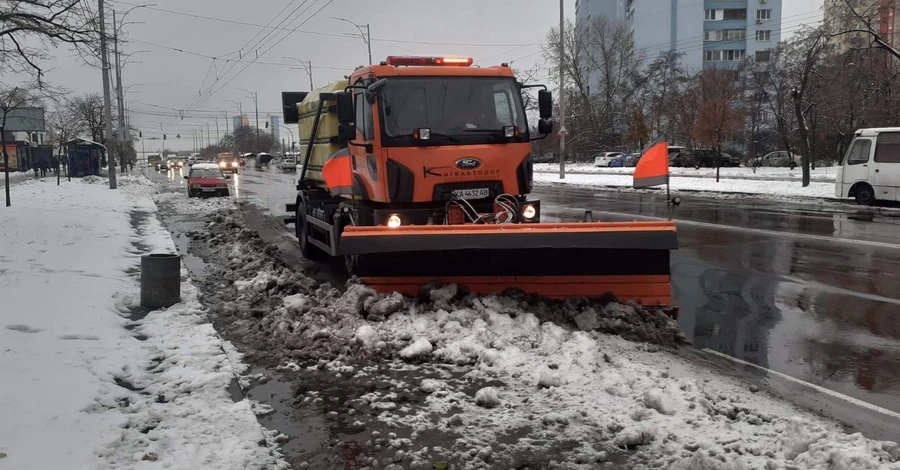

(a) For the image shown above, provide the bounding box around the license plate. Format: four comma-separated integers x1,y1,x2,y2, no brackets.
202,188,216,192
451,188,490,200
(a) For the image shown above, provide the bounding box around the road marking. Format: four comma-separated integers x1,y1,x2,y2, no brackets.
584,209,900,251
699,348,900,421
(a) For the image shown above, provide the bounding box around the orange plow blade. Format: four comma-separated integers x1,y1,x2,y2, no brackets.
340,221,678,307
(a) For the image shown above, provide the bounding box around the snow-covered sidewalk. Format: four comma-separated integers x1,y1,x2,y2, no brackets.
535,172,838,200
0,176,285,469
534,163,839,182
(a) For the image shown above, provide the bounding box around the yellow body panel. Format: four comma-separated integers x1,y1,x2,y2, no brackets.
297,80,348,185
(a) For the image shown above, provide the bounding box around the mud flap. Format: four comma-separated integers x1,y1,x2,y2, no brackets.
339,222,677,306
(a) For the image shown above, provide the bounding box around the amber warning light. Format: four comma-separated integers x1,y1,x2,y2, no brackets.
385,56,474,67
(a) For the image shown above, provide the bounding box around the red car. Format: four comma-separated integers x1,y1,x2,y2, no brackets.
184,163,231,198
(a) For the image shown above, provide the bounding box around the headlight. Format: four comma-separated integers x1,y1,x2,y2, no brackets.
219,162,225,167
232,162,238,167
522,204,536,220
387,214,401,228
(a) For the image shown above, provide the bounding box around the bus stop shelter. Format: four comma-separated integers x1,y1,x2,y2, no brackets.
65,138,104,177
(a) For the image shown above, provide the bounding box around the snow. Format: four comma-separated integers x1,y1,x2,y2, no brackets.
473,387,500,409
534,162,839,182
186,201,900,469
534,171,839,200
399,338,433,359
0,175,285,469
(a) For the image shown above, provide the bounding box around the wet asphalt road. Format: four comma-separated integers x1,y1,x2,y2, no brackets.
146,165,900,419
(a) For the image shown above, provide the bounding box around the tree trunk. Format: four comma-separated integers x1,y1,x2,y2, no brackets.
792,90,811,187
2,123,9,207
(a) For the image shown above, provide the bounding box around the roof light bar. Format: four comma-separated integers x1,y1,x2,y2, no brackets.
385,56,474,67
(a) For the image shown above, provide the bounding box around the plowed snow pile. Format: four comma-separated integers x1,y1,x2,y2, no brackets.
192,206,900,469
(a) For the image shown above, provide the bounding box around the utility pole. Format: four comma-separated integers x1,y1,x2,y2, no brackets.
308,60,314,89
206,123,211,147
215,116,220,146
253,92,259,152
99,0,117,189
558,0,566,180
366,24,372,65
113,9,127,174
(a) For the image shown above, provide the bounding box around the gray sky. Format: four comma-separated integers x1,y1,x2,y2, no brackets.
36,0,824,152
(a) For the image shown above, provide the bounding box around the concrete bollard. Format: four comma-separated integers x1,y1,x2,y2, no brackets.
140,253,181,309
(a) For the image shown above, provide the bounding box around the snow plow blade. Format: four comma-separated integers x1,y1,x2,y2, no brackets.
341,221,677,306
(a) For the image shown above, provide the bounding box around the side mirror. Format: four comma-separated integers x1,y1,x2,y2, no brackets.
538,89,553,119
338,122,357,142
538,118,554,135
225,174,232,179
335,92,354,124
183,175,189,179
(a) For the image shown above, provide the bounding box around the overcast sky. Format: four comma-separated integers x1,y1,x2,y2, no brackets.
35,0,824,152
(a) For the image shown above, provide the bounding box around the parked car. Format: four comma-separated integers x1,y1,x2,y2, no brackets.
608,154,627,167
758,151,802,168
184,163,231,198
594,152,624,167
669,148,736,168
277,156,297,172
624,153,642,167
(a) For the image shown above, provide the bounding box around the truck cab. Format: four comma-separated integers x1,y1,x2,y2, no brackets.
836,128,900,205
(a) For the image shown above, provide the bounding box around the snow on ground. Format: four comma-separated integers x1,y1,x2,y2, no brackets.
0,175,285,469
534,163,839,182
2,170,39,186
190,206,900,469
534,171,838,200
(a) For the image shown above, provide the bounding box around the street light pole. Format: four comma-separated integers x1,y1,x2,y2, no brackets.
558,0,566,180
98,0,117,189
333,17,372,65
284,57,314,89
239,88,259,153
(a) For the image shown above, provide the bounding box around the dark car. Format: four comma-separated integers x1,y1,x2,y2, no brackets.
184,163,231,197
531,153,556,164
624,153,642,167
669,148,735,168
608,154,627,167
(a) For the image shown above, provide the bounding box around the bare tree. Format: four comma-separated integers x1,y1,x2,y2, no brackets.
787,27,831,186
0,0,98,80
692,70,746,181
545,16,642,156
827,0,900,61
68,93,105,144
0,85,43,206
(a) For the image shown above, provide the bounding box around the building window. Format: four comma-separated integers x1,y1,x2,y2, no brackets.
756,30,771,41
704,50,722,61
704,30,723,41
705,9,719,20
757,9,772,21
755,50,771,61
723,50,745,61
724,29,746,40
723,9,747,20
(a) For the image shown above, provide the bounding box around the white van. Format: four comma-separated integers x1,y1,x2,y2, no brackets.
836,127,900,205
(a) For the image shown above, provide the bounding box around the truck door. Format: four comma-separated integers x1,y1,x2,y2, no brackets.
872,131,900,201
841,137,873,198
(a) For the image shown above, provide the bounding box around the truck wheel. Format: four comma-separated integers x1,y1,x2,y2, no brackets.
855,184,876,206
296,195,324,259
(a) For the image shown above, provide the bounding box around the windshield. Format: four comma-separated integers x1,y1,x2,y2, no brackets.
379,77,528,145
191,168,224,178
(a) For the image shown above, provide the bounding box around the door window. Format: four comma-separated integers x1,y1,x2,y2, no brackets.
874,132,900,163
846,139,872,165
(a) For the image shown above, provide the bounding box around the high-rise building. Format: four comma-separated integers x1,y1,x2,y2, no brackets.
825,0,898,51
574,0,783,71
269,114,281,142
231,113,249,131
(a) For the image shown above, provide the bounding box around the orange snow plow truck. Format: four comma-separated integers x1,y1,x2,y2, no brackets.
282,55,677,306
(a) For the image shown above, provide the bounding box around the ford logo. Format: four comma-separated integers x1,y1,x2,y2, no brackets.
455,158,481,170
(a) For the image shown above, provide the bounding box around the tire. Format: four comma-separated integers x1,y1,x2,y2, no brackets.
295,194,324,260
855,184,876,206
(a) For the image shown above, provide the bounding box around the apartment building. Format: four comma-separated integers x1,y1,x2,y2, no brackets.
574,0,783,70
825,0,898,51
